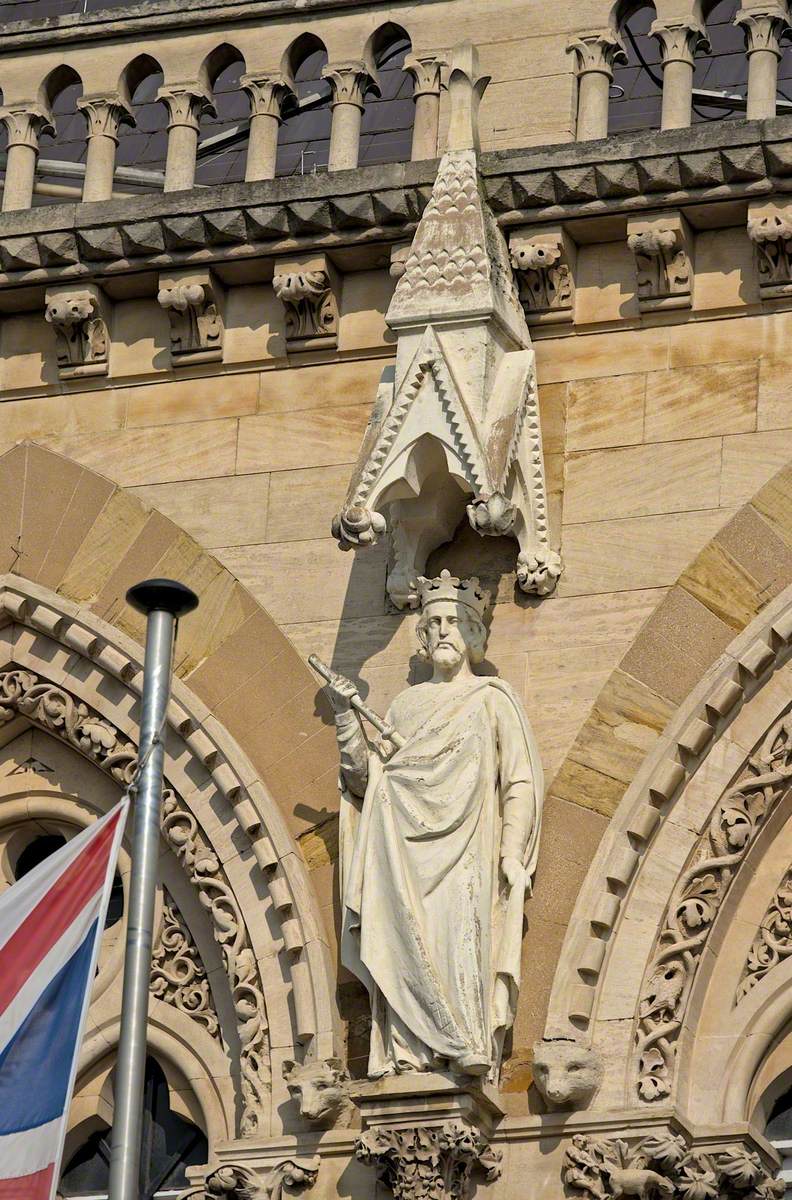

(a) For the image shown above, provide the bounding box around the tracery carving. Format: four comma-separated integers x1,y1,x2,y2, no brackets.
44,285,109,378
0,667,270,1136
748,212,792,297
736,866,792,1002
563,1133,782,1200
151,890,220,1038
272,265,339,350
355,1122,501,1200
627,224,692,311
636,709,792,1102
158,274,224,364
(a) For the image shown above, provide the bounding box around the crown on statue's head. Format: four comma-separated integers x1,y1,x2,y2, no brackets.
416,570,490,620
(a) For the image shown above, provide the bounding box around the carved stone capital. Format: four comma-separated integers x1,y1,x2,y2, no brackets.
157,83,215,131
272,255,340,350
77,94,134,143
627,212,693,311
509,226,576,325
322,60,379,109
44,283,109,379
356,1122,501,1200
749,203,792,296
157,270,224,365
181,1157,319,1200
0,104,54,148
736,7,791,57
567,30,628,79
403,52,446,97
650,20,711,66
240,71,295,121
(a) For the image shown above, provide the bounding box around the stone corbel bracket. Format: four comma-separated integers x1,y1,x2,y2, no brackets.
157,268,224,366
509,225,577,326
748,201,792,298
627,211,694,312
272,253,340,352
44,282,110,379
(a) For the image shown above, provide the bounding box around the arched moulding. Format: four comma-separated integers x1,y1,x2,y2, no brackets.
543,583,792,1112
0,574,337,1136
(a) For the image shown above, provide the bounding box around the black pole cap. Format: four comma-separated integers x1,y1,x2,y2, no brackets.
126,578,200,618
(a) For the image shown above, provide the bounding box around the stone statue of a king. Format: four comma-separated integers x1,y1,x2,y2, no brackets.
325,571,544,1081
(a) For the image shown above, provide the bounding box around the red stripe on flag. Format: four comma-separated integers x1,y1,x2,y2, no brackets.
0,809,121,1019
0,1164,54,1199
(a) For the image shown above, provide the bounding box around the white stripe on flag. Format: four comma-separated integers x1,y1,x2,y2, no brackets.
0,890,103,1055
0,1116,61,1179
0,807,123,958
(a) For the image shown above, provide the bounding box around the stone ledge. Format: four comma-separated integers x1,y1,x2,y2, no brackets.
2,118,791,287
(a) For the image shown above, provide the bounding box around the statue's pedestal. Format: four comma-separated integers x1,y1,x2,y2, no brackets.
351,1071,505,1136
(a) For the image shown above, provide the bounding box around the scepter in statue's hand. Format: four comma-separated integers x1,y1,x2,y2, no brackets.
307,655,406,750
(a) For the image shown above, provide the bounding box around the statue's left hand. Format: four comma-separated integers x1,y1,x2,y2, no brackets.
501,856,524,889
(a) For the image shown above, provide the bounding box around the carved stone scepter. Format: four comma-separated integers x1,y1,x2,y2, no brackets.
307,655,406,750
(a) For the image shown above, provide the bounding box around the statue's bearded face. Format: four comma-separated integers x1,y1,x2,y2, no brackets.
422,600,475,670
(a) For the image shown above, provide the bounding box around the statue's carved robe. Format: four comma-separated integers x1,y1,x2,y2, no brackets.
338,676,544,1078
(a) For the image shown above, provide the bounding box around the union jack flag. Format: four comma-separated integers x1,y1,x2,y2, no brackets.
0,801,128,1199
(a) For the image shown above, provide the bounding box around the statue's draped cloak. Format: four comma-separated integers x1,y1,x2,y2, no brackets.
339,676,544,1077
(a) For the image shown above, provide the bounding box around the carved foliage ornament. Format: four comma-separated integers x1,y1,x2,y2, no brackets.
563,1133,783,1200
627,227,692,311
736,866,792,1002
44,290,108,378
748,212,792,297
0,668,270,1137
509,238,574,323
636,709,792,1102
272,269,339,350
356,1122,501,1200
178,1158,319,1200
151,891,220,1038
157,279,223,364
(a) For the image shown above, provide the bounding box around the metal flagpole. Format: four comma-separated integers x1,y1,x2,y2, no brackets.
108,578,198,1200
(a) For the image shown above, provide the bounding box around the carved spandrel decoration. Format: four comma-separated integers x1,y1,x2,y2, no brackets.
627,215,693,312
563,1132,783,1200
736,866,792,1003
44,284,109,379
322,571,544,1082
332,50,560,608
0,667,270,1137
748,210,792,298
151,890,220,1038
509,230,576,325
635,708,792,1103
272,257,340,351
158,271,224,365
356,1122,501,1200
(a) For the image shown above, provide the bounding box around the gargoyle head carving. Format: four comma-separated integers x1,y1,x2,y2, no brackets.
532,1039,603,1110
282,1057,351,1127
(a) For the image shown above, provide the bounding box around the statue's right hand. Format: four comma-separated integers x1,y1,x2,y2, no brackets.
326,674,358,715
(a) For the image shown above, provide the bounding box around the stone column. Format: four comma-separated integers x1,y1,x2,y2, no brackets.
0,104,53,211
651,21,710,129
157,83,214,192
404,53,444,161
567,31,628,141
322,61,379,171
736,7,791,119
77,95,134,202
240,72,294,181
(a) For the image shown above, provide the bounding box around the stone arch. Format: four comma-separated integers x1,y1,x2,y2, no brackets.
0,442,339,1132
539,459,792,1122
